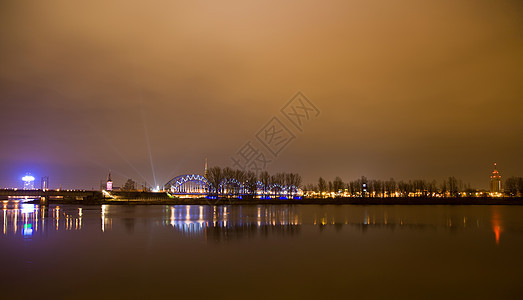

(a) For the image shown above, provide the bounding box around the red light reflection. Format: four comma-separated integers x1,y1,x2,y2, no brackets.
491,207,503,245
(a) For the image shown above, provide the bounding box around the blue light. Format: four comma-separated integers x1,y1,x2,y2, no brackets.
22,175,35,182
23,224,33,236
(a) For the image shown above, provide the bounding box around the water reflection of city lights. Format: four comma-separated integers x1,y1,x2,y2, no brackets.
101,205,107,232
21,203,36,214
1,202,85,236
0,204,506,246
158,205,302,240
23,223,33,236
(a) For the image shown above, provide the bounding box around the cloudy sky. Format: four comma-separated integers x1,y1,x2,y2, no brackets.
1,0,522,189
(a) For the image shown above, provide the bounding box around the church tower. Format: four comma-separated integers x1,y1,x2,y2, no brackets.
106,171,113,191
489,163,502,196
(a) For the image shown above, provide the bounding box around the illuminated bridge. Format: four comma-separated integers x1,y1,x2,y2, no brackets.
164,174,210,195
0,189,103,201
164,174,302,198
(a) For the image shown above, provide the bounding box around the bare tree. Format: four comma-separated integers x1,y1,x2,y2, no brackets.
285,173,302,196
122,179,136,191
385,178,396,197
318,177,327,197
259,171,271,197
244,171,257,197
207,166,223,196
333,176,344,195
505,177,519,196
448,176,458,197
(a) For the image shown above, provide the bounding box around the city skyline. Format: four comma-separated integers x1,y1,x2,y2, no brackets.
2,161,516,194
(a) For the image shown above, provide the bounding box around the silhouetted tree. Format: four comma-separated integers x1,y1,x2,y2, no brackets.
207,166,223,196
285,173,302,196
333,176,344,194
441,180,448,196
259,171,271,196
122,179,136,191
244,171,257,197
412,179,426,196
505,177,519,196
385,178,396,197
427,180,437,196
448,176,458,197
318,177,327,197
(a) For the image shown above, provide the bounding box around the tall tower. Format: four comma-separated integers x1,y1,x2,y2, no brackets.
106,171,113,191
204,158,208,178
489,163,502,196
41,176,49,191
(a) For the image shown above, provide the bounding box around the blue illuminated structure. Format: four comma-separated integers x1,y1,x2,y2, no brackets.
22,174,35,190
164,174,303,198
165,174,210,195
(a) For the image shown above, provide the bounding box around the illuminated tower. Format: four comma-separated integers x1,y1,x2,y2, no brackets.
489,163,502,196
41,176,49,191
22,174,35,190
106,171,113,191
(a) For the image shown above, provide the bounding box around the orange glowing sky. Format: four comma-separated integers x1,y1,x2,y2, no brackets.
1,0,522,188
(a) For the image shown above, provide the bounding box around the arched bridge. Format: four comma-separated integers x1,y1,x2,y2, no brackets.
164,174,303,198
164,174,210,195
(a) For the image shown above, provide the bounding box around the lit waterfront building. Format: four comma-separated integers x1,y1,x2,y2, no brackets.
489,163,502,197
106,171,113,191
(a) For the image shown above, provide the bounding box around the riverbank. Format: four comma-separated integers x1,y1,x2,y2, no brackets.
28,196,523,206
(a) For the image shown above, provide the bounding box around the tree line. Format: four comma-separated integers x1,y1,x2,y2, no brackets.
303,176,477,197
505,177,523,196
206,166,302,197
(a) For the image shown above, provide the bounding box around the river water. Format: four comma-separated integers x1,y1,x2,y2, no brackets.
1,202,522,299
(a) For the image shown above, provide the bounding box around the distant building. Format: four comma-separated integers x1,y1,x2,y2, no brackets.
106,171,113,191
41,176,49,191
489,163,502,196
22,174,35,190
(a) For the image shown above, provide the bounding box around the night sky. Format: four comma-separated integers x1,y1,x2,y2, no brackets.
1,0,522,190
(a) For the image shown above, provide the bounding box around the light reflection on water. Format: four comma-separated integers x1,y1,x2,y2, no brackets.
0,201,512,245
1,202,523,298
1,201,84,237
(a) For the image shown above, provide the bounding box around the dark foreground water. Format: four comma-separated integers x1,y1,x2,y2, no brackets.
1,202,522,299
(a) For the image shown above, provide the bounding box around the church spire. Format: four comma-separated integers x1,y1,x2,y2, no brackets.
204,158,208,178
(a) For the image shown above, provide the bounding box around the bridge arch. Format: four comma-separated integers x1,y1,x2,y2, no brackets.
164,174,210,195
219,178,244,195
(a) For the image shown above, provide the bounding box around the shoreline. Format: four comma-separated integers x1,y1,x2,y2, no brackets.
27,196,523,206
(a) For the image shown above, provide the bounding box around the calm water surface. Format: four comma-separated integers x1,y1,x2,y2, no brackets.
1,202,522,299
